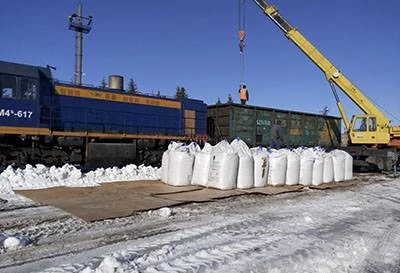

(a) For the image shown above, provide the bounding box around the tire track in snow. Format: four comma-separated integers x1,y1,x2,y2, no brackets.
37,200,388,273
0,205,69,230
362,215,400,273
2,177,400,273
39,216,286,273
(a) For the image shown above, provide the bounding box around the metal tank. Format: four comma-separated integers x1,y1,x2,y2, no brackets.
108,75,124,90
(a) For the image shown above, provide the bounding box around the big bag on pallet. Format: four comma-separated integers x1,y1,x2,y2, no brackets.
285,150,300,185
335,150,353,180
251,147,269,188
231,139,254,189
312,152,324,186
322,153,334,183
208,140,239,190
191,143,213,187
167,142,199,186
331,150,346,182
161,151,169,183
343,151,353,180
161,142,186,183
268,150,287,186
299,149,314,186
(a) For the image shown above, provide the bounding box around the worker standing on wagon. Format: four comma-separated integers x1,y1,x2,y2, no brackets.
239,84,249,105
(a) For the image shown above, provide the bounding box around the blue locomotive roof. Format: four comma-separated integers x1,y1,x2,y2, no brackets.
0,60,51,79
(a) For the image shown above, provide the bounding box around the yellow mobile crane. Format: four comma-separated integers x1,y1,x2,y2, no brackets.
252,0,400,171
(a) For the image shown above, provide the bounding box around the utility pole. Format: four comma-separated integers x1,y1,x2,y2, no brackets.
69,2,93,85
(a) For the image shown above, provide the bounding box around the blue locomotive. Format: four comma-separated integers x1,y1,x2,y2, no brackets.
0,60,207,168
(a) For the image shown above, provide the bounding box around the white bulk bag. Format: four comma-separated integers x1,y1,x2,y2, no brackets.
208,153,239,190
312,153,324,186
285,151,300,185
168,151,194,186
236,155,254,189
322,154,334,183
161,141,187,183
168,141,185,151
191,142,213,186
331,150,346,182
202,142,213,153
161,150,169,183
187,142,201,155
191,152,212,187
268,150,287,186
208,140,239,190
341,151,353,180
299,150,314,186
252,147,269,188
231,139,254,189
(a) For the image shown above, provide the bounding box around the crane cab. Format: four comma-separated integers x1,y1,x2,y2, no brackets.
349,114,390,145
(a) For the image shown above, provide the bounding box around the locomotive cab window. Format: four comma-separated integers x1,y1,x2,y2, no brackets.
20,77,38,99
0,75,38,100
0,75,17,99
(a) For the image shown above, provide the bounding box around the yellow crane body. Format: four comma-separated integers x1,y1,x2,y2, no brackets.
254,1,400,148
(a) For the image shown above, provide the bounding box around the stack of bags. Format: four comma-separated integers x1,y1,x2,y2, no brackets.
161,140,353,190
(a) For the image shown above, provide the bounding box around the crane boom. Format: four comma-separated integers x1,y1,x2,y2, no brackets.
252,0,399,145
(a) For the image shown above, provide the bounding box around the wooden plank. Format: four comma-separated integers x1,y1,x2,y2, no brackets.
15,181,201,222
15,179,360,222
308,179,359,190
238,185,304,195
154,188,245,202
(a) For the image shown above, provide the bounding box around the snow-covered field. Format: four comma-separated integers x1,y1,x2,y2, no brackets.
0,171,399,273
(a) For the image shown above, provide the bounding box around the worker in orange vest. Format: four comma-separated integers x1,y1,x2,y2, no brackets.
239,84,249,105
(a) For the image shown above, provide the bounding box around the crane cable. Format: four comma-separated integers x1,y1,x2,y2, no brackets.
238,0,246,87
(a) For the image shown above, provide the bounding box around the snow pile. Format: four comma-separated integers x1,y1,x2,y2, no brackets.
0,164,93,193
161,141,353,190
0,163,161,198
81,256,127,273
82,164,160,184
0,233,31,252
158,207,172,218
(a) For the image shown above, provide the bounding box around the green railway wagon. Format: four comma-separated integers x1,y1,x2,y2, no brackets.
207,103,341,148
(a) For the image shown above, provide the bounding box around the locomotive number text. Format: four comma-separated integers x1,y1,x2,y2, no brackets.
0,109,33,119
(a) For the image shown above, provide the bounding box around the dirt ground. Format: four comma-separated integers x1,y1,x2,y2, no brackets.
0,173,399,273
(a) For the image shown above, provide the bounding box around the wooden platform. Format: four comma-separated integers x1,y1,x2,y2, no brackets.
16,179,358,222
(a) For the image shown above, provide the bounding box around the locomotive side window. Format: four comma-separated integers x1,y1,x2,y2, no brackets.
20,77,38,99
0,75,17,99
0,75,38,100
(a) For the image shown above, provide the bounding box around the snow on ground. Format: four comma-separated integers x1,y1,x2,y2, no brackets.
0,173,399,273
0,164,161,200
